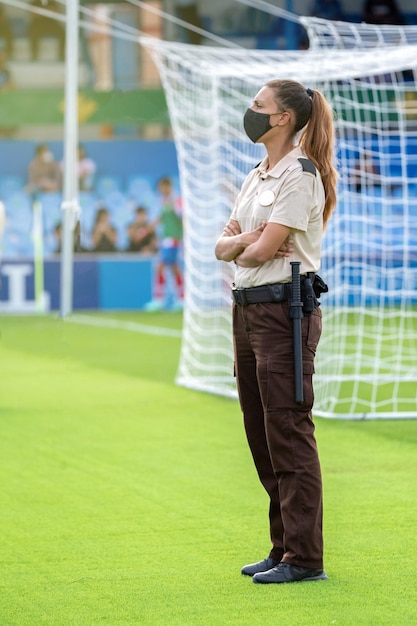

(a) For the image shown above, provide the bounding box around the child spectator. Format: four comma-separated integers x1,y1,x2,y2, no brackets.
126,206,158,254
27,144,62,195
144,177,184,311
54,220,86,254
91,207,117,252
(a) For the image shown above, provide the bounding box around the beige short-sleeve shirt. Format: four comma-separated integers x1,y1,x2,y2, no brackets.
230,145,325,288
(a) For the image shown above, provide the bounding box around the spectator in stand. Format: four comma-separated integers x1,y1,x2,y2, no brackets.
91,206,118,252
0,5,14,59
362,0,404,25
126,206,158,254
54,220,86,254
27,144,62,195
310,0,343,20
28,0,65,61
144,176,184,311
61,144,97,192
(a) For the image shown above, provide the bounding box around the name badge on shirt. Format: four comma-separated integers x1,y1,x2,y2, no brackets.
258,189,275,207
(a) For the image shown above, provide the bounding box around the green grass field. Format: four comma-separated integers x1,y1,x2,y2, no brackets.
1,312,417,625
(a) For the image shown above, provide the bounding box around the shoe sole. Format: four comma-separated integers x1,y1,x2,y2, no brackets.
253,572,328,584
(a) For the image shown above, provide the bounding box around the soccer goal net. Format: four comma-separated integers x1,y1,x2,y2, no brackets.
144,16,417,419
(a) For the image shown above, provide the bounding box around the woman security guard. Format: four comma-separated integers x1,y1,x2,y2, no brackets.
215,79,337,584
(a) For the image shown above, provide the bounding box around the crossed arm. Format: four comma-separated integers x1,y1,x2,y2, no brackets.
215,219,293,268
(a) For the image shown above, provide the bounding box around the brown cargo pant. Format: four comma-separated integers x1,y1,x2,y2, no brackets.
233,300,324,569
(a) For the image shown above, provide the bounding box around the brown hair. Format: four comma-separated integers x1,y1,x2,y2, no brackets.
266,79,337,227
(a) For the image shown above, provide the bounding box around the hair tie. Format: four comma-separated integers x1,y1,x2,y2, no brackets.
306,88,314,97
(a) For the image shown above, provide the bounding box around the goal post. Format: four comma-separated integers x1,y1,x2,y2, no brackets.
143,18,417,419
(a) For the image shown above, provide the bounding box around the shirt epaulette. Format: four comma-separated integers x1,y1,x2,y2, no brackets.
297,157,316,176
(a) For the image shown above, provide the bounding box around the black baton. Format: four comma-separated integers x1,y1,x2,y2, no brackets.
289,261,304,404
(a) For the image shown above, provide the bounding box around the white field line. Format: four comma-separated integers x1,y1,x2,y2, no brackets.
66,313,182,338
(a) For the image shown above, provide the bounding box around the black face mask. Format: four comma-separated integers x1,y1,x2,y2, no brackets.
243,108,279,143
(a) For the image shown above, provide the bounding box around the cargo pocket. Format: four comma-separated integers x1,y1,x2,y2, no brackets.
306,307,322,354
266,359,315,411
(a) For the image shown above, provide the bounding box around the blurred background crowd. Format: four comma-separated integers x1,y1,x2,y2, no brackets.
0,0,415,262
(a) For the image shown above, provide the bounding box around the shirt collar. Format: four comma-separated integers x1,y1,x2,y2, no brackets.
257,145,305,179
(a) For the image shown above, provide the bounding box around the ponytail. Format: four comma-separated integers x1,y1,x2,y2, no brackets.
266,79,338,228
300,89,337,228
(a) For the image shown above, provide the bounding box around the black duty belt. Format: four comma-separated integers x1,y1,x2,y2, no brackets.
232,282,290,306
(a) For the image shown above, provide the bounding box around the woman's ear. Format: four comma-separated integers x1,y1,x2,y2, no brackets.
278,111,291,126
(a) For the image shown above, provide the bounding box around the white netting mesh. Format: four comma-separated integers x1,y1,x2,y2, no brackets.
304,16,417,49
143,17,417,418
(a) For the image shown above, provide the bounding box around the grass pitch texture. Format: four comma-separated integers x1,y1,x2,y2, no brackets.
1,313,417,625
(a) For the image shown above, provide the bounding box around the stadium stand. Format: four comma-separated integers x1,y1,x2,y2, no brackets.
1,131,416,259
0,139,179,258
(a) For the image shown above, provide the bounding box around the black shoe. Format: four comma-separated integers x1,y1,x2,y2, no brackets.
252,561,328,584
241,557,280,577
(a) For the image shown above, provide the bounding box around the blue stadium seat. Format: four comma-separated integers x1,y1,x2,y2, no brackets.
79,191,97,206
1,234,21,258
43,232,59,257
391,202,404,216
78,193,98,232
126,176,157,214
391,185,404,198
4,191,33,231
406,161,417,178
79,206,96,233
0,175,24,199
127,174,153,195
391,224,405,247
387,162,403,178
171,175,181,194
2,225,33,258
366,198,383,216
408,227,417,247
37,192,62,232
115,224,129,251
96,176,122,199
101,190,129,214
78,200,98,251
365,185,382,198
112,205,136,251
